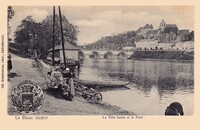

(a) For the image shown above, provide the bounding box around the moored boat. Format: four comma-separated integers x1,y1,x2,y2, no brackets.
74,79,130,89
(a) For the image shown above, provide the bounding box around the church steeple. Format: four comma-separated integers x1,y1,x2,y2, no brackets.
159,19,166,31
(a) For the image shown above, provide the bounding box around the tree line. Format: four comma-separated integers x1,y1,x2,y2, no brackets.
9,8,79,59
84,31,136,50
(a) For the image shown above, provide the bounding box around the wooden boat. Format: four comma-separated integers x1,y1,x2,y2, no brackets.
74,79,130,89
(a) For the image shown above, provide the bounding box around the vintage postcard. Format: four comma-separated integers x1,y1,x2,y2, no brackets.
0,0,200,130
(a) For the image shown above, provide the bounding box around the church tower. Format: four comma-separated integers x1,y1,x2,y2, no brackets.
159,19,166,31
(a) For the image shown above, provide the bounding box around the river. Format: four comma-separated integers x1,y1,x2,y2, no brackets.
78,59,194,115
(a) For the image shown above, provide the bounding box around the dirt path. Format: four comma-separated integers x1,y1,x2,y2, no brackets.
8,54,135,115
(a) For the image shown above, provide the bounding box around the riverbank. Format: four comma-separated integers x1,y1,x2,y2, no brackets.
129,50,194,60
7,54,135,115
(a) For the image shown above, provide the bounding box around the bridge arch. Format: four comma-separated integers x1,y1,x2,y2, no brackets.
104,51,114,59
89,51,100,58
117,52,127,59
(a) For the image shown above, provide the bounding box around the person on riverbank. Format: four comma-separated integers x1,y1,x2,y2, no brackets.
165,102,184,116
8,54,13,75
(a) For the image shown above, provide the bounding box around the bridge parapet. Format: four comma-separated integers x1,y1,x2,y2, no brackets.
80,49,134,59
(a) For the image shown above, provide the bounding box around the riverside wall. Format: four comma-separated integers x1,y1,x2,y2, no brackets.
129,50,194,60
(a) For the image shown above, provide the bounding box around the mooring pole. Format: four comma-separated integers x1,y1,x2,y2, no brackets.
52,6,55,66
58,6,67,69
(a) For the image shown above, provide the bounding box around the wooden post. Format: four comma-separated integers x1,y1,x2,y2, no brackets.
52,6,55,66
58,6,67,69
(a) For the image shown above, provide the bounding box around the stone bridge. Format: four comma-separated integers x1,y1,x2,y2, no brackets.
79,49,134,59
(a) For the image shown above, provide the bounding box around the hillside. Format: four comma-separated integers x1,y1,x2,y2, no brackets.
85,31,137,50
83,20,194,50
84,23,154,50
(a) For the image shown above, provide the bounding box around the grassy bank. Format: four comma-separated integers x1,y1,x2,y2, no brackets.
8,54,135,115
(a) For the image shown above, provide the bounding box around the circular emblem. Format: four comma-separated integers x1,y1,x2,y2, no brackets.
11,80,44,114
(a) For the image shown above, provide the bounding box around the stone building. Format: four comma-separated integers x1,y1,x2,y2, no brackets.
174,41,194,51
47,42,80,64
157,19,178,43
145,30,159,39
135,39,158,50
179,29,190,41
136,24,154,36
163,24,178,34
158,19,178,34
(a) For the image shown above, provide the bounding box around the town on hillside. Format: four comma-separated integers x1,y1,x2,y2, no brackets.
84,19,194,52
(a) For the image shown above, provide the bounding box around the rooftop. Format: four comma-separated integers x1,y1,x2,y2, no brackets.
146,30,158,35
165,24,178,28
48,42,80,51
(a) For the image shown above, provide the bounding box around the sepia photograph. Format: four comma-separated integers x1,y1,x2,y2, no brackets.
7,6,194,116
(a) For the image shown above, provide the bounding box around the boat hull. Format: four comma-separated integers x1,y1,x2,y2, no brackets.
74,79,130,89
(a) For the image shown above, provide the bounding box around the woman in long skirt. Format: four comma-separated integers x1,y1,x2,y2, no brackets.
8,54,13,74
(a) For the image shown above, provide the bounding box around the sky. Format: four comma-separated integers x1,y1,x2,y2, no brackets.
10,6,194,45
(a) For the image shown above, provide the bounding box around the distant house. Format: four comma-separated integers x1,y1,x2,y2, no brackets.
122,43,136,50
182,41,194,51
158,32,177,43
179,29,190,41
158,43,175,50
122,46,135,50
145,30,159,39
135,39,158,50
179,29,189,35
158,34,167,43
47,42,80,64
174,41,194,51
168,32,177,41
136,24,154,37
137,24,153,33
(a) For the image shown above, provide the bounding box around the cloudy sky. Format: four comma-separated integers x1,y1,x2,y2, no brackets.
10,6,194,45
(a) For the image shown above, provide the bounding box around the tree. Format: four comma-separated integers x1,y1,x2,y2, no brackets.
15,16,34,44
14,16,42,54
13,14,79,58
41,14,79,47
8,6,15,41
188,31,194,41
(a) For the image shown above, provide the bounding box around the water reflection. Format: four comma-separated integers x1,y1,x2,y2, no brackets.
79,59,194,96
79,59,194,115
